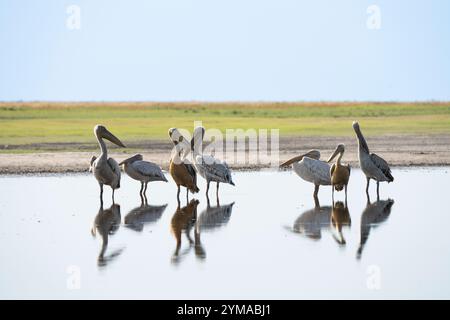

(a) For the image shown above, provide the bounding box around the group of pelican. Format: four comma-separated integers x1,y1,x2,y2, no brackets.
89,124,235,205
89,121,393,206
281,121,394,202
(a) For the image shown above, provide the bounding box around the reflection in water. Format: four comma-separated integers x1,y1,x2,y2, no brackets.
91,203,124,267
357,199,394,259
124,199,168,232
170,199,200,265
331,201,351,245
195,199,235,259
292,201,332,240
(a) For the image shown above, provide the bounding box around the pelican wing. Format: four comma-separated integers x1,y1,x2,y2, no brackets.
280,150,321,168
132,160,167,181
370,153,394,182
198,155,232,183
185,163,197,186
107,158,121,175
299,157,331,185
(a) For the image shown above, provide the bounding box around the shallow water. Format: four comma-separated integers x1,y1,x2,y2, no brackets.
0,167,449,299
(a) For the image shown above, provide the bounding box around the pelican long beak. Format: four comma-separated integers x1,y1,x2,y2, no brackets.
103,129,126,148
327,147,340,163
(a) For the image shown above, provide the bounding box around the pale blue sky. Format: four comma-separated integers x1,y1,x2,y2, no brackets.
0,0,449,101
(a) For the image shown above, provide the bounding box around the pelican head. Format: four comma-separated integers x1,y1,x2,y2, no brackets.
327,144,345,163
168,128,186,145
94,125,126,148
119,154,143,166
352,121,360,130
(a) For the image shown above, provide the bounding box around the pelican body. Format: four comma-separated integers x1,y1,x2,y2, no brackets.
280,150,331,199
90,125,126,203
327,144,351,201
191,126,235,199
168,128,199,202
120,154,167,198
352,121,394,198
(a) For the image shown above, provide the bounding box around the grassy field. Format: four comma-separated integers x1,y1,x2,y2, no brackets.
1,102,449,151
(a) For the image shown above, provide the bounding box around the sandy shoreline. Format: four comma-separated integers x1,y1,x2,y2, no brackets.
1,134,449,174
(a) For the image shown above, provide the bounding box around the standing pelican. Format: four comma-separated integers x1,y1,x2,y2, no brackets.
191,126,235,199
90,125,126,203
327,144,351,202
353,121,394,198
119,154,167,198
168,128,199,203
280,150,331,199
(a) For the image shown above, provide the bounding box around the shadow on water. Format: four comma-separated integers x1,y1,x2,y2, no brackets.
291,197,351,246
357,198,395,260
170,197,236,265
195,198,235,260
292,199,332,240
170,199,200,265
124,195,168,232
330,201,351,245
91,203,125,268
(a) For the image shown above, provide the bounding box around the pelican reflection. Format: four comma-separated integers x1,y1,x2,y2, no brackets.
331,201,351,245
357,198,394,259
195,198,235,259
124,199,168,232
292,199,332,240
91,203,124,267
170,199,200,265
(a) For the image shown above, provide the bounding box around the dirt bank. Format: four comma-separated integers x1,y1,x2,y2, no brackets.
0,134,449,174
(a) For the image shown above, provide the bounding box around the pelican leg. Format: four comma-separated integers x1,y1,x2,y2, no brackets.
216,182,220,198
99,183,104,203
139,182,144,196
186,188,189,202
313,184,319,199
332,186,335,203
377,181,380,198
177,185,180,201
365,177,370,196
112,188,115,203
206,181,210,196
376,181,380,201
144,182,148,196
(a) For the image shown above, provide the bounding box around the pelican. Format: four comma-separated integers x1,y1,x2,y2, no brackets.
280,150,331,199
330,201,351,245
357,198,394,259
327,144,351,202
119,154,167,198
90,125,126,203
91,203,124,267
168,128,199,202
353,121,394,198
191,126,235,199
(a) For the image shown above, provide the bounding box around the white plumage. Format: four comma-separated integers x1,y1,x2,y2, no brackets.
280,150,331,199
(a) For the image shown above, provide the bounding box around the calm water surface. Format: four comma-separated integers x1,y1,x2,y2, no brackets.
0,167,449,299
